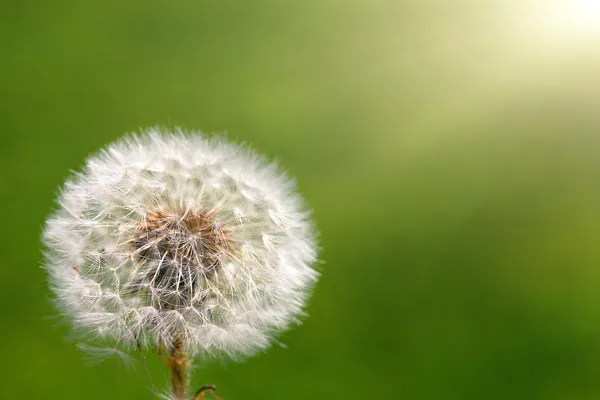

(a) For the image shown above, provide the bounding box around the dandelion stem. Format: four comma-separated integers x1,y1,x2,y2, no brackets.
169,339,189,400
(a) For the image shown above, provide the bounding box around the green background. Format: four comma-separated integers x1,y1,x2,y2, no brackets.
2,1,600,399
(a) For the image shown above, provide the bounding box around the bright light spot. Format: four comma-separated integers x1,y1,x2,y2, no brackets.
550,0,600,36
521,0,600,48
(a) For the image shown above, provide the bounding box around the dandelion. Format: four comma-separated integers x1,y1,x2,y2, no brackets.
42,128,319,399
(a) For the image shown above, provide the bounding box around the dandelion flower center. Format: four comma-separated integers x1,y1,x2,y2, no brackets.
127,208,231,311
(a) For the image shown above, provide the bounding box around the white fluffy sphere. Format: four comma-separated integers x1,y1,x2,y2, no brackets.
43,128,319,358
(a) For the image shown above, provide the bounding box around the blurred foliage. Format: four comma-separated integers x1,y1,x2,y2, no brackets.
1,1,600,399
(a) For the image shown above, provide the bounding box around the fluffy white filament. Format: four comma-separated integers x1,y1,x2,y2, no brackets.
43,128,319,359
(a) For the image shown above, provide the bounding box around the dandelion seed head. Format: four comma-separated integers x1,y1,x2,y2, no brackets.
43,128,319,358
77,343,138,370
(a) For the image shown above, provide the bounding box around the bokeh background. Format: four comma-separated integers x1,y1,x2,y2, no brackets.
2,1,600,399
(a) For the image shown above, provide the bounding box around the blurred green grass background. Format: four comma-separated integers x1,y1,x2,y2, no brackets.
2,1,600,399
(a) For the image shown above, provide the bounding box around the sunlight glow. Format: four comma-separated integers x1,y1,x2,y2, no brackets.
550,0,600,36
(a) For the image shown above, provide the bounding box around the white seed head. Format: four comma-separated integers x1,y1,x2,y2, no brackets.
42,128,319,359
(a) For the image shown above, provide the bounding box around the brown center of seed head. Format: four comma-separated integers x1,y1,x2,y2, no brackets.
130,208,230,309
